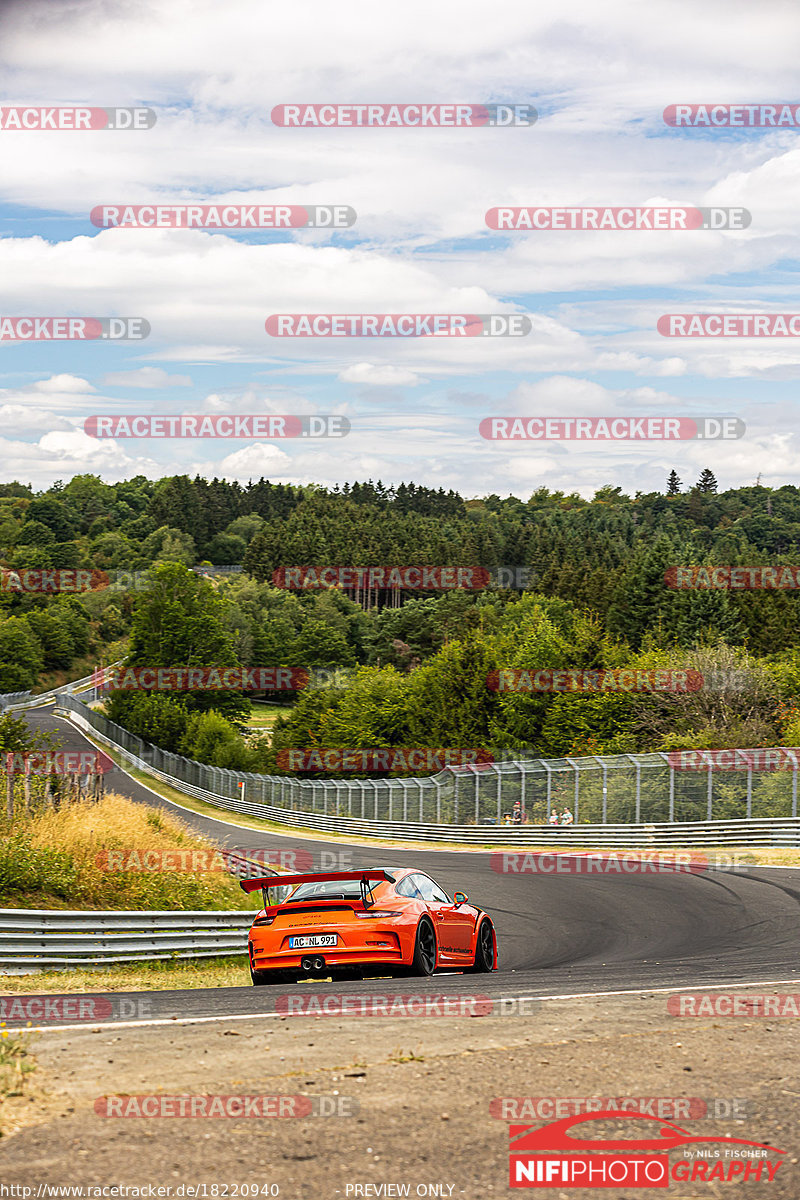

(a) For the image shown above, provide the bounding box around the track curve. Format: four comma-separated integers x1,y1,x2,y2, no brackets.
16,709,800,1019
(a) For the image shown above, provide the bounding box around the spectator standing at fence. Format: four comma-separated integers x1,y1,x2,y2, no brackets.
512,799,528,825
560,807,574,826
548,810,560,827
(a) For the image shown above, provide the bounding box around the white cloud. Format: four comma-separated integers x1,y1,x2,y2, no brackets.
32,374,95,394
102,367,192,388
339,363,422,387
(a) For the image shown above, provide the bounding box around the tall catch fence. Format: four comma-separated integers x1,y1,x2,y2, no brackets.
54,694,800,839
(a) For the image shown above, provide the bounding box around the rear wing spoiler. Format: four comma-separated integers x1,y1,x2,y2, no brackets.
240,869,393,894
240,868,394,909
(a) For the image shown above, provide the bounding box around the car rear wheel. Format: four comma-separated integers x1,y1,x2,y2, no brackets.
409,918,437,976
470,919,495,972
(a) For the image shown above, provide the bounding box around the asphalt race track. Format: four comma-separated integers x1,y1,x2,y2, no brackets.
16,709,800,1023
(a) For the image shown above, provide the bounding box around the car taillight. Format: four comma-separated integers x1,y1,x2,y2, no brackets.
354,910,402,918
252,915,275,926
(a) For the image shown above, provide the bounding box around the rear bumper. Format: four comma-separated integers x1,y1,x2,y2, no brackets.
250,931,405,970
251,946,405,969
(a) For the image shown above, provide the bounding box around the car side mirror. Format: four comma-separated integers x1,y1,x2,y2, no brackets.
453,891,469,905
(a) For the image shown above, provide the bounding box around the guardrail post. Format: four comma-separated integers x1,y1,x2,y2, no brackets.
602,764,608,823
793,756,798,818
418,779,424,822
520,763,526,816
566,757,579,823
453,772,459,823
543,761,552,818
436,779,441,823
495,766,502,825
669,764,675,821
707,765,713,821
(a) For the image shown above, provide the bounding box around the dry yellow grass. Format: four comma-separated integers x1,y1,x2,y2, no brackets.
0,792,261,910
0,958,251,994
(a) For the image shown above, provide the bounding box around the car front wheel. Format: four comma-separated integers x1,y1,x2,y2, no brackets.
470,919,495,972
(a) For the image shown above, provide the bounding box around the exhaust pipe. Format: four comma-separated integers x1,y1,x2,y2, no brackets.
301,955,326,972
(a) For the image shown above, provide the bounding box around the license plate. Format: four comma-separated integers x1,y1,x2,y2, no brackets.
289,934,338,948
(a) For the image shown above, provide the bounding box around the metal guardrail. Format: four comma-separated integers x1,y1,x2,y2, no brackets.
56,701,800,847
0,909,254,974
0,666,120,715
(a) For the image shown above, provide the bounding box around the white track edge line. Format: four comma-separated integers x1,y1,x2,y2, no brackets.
20,977,800,1034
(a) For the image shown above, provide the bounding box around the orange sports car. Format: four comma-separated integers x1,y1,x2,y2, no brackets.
240,867,497,984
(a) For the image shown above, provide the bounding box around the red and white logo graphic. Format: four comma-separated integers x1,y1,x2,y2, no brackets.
508,1111,784,1188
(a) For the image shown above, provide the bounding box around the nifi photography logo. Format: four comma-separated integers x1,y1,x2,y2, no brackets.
507,1111,784,1188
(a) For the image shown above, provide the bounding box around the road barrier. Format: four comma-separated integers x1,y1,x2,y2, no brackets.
0,691,32,710
49,694,800,846
0,909,253,974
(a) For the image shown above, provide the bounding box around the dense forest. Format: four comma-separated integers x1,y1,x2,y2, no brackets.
1,470,799,775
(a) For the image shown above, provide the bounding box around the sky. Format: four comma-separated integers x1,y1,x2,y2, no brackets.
0,0,799,499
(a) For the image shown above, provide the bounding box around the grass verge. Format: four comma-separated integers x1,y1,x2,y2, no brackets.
0,957,250,995
0,792,261,910
0,1027,36,1127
